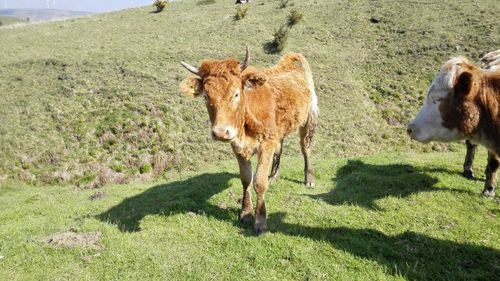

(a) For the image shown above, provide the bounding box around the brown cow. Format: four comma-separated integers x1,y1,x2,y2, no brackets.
461,50,500,179
180,49,318,233
408,49,500,197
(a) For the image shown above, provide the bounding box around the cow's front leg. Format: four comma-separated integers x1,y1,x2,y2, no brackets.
483,151,498,197
236,154,253,223
254,144,275,234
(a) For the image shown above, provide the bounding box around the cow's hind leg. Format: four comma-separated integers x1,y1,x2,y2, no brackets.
269,139,284,184
483,151,498,197
236,154,253,223
299,112,317,188
463,140,477,179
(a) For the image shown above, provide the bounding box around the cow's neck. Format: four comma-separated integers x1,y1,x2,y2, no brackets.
475,76,500,154
230,92,267,159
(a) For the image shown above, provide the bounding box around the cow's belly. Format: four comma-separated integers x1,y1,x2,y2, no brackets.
276,105,310,137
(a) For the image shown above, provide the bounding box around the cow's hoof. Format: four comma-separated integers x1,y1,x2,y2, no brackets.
254,216,267,235
305,181,315,188
239,211,253,223
254,222,268,235
481,186,496,197
462,170,475,180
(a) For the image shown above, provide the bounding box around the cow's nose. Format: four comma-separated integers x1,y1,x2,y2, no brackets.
212,127,230,140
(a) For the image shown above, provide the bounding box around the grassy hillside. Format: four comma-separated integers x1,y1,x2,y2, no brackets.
0,9,93,22
0,0,498,187
0,15,26,26
0,152,499,280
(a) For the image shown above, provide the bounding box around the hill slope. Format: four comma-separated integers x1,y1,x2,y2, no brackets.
0,0,499,187
0,9,92,22
0,15,26,26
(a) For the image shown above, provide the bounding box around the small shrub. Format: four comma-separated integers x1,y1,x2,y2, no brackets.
76,171,97,186
152,151,169,175
139,163,152,174
266,25,289,53
288,9,303,26
197,0,216,5
278,0,292,9
111,163,126,173
234,6,249,21
153,0,167,12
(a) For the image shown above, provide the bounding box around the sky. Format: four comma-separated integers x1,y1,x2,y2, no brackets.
1,0,157,13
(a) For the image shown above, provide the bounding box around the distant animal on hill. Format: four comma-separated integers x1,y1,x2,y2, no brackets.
180,48,318,233
408,49,500,197
235,0,252,4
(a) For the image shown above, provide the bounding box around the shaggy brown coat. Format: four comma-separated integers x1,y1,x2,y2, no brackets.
180,52,318,233
439,60,500,196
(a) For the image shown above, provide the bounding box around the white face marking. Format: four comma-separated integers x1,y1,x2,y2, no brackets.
408,74,462,143
225,126,237,140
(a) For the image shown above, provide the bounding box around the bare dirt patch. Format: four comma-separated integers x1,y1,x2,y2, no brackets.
45,231,102,249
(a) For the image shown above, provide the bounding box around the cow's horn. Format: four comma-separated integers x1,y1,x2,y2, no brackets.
240,47,250,71
181,61,200,76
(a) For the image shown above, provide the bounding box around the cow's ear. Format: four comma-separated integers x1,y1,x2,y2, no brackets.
243,72,268,91
180,77,202,96
453,71,473,98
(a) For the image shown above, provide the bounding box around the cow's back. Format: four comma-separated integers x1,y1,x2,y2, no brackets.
267,69,312,138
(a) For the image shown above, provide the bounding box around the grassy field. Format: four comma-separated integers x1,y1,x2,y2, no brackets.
1,152,499,280
0,0,499,280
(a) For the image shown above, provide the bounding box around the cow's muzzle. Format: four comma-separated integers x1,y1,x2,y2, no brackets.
211,126,236,142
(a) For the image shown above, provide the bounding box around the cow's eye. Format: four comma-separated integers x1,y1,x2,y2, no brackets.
203,94,209,102
234,90,240,99
432,97,444,104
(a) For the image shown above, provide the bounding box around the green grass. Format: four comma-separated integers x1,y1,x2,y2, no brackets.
1,151,499,280
0,1,499,279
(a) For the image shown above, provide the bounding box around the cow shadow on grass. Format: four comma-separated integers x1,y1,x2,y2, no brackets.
97,172,239,232
269,212,500,281
310,160,474,210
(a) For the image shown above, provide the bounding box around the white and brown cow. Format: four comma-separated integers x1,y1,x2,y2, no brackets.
408,50,500,197
180,49,318,233
462,50,500,179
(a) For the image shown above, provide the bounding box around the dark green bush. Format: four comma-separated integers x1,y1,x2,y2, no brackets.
197,0,216,5
278,0,292,9
153,0,167,12
288,9,303,26
269,25,289,53
139,163,153,174
234,6,249,21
